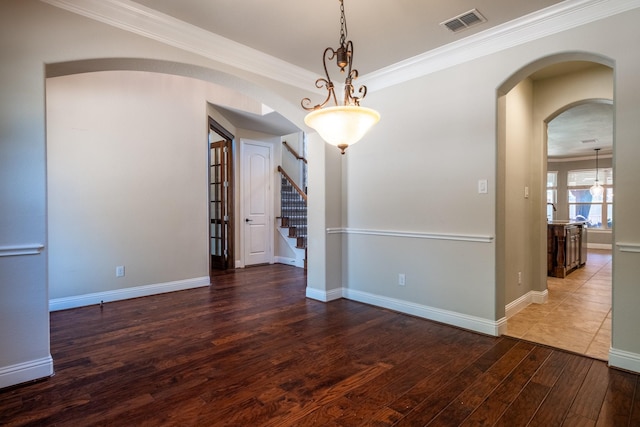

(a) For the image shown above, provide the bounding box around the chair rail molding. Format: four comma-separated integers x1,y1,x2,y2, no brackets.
327,228,494,243
616,242,640,253
0,244,45,257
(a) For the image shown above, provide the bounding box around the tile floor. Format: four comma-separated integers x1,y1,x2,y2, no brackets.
505,249,612,360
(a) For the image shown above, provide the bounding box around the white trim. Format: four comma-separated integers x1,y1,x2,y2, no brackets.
616,242,640,253
588,243,612,250
505,289,549,318
361,0,640,92
327,227,493,243
0,244,45,257
275,256,304,269
344,288,504,336
609,348,640,374
532,289,549,304
305,286,342,302
49,276,210,311
42,0,640,93
0,356,54,389
505,293,531,319
41,0,315,90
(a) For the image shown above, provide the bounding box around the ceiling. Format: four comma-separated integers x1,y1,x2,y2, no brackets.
126,0,611,158
130,0,564,75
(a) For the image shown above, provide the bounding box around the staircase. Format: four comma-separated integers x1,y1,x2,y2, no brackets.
277,165,307,269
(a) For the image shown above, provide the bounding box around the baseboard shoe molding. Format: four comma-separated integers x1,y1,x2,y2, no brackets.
505,289,549,319
0,355,54,389
609,348,640,374
343,288,503,336
305,286,343,302
505,293,531,319
49,276,210,312
274,256,304,269
532,289,549,304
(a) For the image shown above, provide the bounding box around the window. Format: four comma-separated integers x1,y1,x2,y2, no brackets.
547,171,557,221
567,168,613,229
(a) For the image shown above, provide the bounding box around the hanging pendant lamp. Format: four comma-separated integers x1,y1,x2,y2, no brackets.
301,0,380,154
590,148,604,197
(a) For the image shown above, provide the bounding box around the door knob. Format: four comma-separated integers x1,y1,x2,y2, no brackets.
245,218,253,222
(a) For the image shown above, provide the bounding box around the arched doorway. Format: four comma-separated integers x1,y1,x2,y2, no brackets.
45,59,305,309
496,53,614,358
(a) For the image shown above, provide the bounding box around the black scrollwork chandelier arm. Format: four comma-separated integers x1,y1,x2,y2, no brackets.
300,0,368,112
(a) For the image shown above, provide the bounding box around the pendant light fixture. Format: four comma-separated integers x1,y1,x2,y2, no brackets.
301,0,380,154
590,148,604,197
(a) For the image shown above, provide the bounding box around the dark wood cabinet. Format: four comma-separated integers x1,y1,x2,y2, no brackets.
547,222,587,278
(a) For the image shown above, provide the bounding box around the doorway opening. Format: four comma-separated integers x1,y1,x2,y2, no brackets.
497,55,614,359
209,117,234,273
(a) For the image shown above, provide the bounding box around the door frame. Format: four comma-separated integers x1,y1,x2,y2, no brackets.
239,139,274,268
208,117,234,274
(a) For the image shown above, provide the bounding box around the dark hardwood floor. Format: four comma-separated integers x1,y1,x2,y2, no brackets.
1,264,639,426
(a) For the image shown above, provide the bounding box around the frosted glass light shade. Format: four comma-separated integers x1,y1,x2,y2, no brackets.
590,182,604,197
304,105,380,154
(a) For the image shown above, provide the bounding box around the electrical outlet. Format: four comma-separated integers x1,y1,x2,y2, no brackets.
518,271,522,285
116,265,125,277
398,273,406,286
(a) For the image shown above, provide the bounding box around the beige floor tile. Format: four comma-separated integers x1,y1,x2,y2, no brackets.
522,324,593,354
505,249,611,360
585,328,611,360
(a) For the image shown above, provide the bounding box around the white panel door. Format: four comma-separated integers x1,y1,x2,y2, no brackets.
242,141,272,266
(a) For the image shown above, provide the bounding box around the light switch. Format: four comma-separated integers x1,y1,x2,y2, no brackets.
478,179,488,194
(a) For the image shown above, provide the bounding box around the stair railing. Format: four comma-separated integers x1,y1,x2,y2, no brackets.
278,165,307,251
277,166,307,201
282,140,307,164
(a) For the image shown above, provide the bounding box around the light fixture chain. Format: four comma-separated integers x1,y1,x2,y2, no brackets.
339,0,347,47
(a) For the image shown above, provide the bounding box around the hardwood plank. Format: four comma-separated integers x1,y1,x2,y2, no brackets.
460,345,553,426
528,352,594,426
427,340,532,425
565,361,611,423
595,368,636,426
0,264,638,427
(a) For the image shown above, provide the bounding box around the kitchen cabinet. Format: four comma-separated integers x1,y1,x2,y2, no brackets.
547,222,587,278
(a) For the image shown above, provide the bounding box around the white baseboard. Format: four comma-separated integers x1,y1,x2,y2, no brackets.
609,348,640,374
505,293,531,318
588,243,612,250
49,276,210,312
532,289,548,304
343,288,504,336
505,289,548,319
305,286,343,302
0,355,54,389
275,256,304,269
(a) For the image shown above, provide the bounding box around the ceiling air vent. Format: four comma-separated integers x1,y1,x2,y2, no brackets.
441,9,486,33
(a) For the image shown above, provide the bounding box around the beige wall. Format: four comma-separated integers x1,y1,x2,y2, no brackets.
47,71,209,299
503,78,534,304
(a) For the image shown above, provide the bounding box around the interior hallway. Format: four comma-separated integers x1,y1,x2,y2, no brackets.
506,249,612,360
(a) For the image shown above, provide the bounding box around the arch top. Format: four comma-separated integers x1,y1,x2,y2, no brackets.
45,58,307,131
497,51,614,96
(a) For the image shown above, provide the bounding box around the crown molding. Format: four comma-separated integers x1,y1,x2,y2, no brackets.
41,0,317,90
361,0,640,91
42,0,640,93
